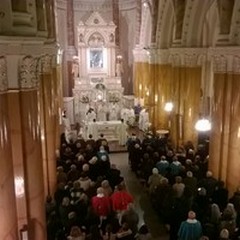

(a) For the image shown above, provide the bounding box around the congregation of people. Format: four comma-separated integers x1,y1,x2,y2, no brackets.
46,132,151,240
127,132,240,240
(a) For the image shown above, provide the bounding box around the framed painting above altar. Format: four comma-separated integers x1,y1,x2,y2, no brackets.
90,49,103,68
87,47,107,72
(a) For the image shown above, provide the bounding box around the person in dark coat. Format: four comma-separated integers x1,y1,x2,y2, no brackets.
183,171,197,197
229,187,240,227
121,203,139,236
212,181,228,212
198,171,218,198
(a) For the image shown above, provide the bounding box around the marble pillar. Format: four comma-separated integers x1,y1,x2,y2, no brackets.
0,90,18,240
182,67,201,146
8,90,28,232
226,74,240,194
40,55,57,197
171,66,182,147
209,73,240,194
19,56,46,239
134,62,143,98
155,64,172,130
147,63,156,129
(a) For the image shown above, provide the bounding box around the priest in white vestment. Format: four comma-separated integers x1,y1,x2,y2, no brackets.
109,103,119,121
128,108,135,126
86,108,96,122
97,103,108,121
87,120,98,140
62,114,71,132
118,120,128,146
139,108,150,132
120,108,128,123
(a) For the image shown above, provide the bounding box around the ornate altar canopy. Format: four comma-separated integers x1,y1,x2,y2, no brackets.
72,11,124,124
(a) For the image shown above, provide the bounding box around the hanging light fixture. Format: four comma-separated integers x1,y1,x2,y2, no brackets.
195,118,212,132
164,102,174,112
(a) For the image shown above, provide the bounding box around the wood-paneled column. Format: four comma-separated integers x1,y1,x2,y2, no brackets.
182,66,201,146
0,56,18,240
170,55,202,148
19,56,46,240
40,54,57,197
155,64,173,130
209,56,240,194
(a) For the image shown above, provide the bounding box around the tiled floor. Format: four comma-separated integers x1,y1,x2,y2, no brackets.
110,152,169,240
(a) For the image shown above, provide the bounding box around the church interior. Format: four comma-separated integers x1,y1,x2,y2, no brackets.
1,0,240,239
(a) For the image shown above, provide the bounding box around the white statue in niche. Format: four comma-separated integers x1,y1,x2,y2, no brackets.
116,56,123,77
79,33,84,42
109,33,114,42
72,58,79,78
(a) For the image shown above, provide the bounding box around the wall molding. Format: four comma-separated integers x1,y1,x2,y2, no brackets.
133,46,240,72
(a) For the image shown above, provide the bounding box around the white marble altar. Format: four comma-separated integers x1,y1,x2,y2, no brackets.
86,120,124,143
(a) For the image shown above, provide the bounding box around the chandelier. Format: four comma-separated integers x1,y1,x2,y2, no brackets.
195,118,212,132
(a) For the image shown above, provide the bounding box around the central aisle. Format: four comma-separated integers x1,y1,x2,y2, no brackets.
110,152,169,240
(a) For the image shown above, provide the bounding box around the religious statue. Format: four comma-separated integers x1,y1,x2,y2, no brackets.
72,59,79,78
79,33,84,42
116,61,123,77
109,33,114,42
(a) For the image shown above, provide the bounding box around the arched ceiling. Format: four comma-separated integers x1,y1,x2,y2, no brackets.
140,0,240,49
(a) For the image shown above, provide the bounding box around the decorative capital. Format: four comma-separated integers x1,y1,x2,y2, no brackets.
184,54,199,67
212,55,227,73
169,54,181,66
41,54,52,74
19,56,39,89
233,56,240,74
0,56,8,92
51,55,57,68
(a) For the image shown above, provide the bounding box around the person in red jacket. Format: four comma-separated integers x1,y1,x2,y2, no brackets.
91,187,111,226
111,182,134,222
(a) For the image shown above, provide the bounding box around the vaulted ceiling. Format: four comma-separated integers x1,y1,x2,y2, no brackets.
140,0,240,49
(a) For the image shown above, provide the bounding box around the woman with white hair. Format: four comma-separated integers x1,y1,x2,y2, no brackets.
220,203,237,238
101,180,113,197
219,228,230,240
172,176,185,199
67,226,85,240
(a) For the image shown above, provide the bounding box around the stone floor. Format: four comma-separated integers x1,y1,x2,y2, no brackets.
110,152,169,240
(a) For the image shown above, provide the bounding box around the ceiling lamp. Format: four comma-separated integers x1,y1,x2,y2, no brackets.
164,102,174,112
195,118,212,132
143,2,148,7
